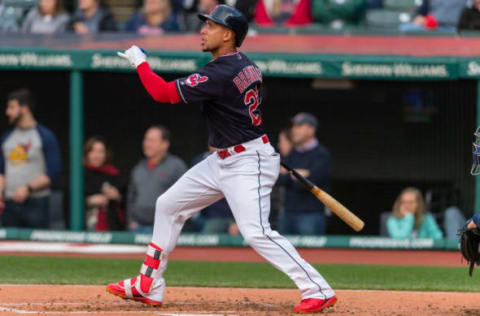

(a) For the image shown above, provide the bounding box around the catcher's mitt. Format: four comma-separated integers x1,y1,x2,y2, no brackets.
458,223,480,276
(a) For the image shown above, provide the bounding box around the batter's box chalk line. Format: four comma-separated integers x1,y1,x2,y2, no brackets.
0,306,245,315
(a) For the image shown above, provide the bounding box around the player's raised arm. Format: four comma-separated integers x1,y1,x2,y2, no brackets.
117,46,180,104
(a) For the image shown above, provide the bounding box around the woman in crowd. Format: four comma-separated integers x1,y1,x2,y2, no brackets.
387,187,443,239
84,137,125,231
70,0,117,34
125,0,179,34
21,0,70,34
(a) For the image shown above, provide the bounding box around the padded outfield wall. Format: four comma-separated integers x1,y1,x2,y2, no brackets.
0,33,478,235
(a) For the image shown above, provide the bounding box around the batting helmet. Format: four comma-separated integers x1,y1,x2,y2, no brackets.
198,5,249,47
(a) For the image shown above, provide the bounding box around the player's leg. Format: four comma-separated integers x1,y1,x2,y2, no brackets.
220,147,336,312
107,154,223,304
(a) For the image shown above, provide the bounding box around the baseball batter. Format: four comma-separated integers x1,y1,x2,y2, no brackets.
108,5,337,313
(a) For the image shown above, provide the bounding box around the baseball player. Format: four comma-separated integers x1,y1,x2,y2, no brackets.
458,126,480,275
108,5,337,313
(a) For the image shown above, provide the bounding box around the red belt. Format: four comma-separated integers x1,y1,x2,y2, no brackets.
217,135,269,160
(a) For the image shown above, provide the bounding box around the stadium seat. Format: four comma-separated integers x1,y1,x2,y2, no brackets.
383,0,421,11
365,9,412,29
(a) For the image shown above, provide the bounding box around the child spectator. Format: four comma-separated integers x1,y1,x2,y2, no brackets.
126,0,179,34
458,0,480,31
70,0,117,34
254,0,313,27
84,137,125,231
21,0,70,34
387,187,443,239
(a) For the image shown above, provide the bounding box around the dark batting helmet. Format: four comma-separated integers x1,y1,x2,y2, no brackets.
198,5,249,47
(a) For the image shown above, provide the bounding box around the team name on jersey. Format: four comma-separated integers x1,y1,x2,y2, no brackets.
233,65,263,94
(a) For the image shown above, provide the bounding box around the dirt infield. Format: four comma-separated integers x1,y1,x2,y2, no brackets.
0,285,478,316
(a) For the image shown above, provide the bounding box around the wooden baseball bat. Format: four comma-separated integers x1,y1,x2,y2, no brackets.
281,162,364,232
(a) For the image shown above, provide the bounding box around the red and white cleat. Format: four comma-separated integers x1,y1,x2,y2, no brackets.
106,276,163,306
294,296,338,313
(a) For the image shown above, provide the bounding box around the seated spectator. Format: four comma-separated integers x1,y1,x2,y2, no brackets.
84,137,125,231
70,0,117,34
127,126,187,234
180,0,224,32
0,89,62,229
21,0,70,34
126,0,179,34
277,113,331,235
312,0,366,29
458,0,480,31
387,187,443,239
254,0,312,27
399,0,467,32
0,0,19,32
190,147,239,234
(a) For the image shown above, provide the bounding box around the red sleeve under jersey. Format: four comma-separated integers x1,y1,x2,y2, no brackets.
137,62,181,104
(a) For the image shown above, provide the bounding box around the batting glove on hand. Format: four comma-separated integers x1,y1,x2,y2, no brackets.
117,45,146,68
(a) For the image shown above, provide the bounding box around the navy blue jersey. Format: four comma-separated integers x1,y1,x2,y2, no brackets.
175,52,265,148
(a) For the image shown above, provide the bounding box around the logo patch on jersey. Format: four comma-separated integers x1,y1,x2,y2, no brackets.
185,74,209,87
8,141,32,167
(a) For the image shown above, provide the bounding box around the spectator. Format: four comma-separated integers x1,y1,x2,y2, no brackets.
254,0,313,27
180,0,224,33
312,0,366,29
387,187,443,239
399,0,467,32
277,113,331,235
0,0,19,33
126,0,179,34
458,0,480,31
84,136,125,231
190,147,239,234
70,0,117,34
127,125,187,233
21,0,70,34
0,89,61,229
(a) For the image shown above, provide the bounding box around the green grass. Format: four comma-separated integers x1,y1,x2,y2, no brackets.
1,256,479,292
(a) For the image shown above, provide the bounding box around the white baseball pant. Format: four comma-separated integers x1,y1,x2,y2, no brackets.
146,135,335,300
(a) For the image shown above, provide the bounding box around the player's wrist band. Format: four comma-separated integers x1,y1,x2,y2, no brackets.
27,184,33,193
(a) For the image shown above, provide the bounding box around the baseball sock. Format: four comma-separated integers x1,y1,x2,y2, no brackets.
137,242,163,294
